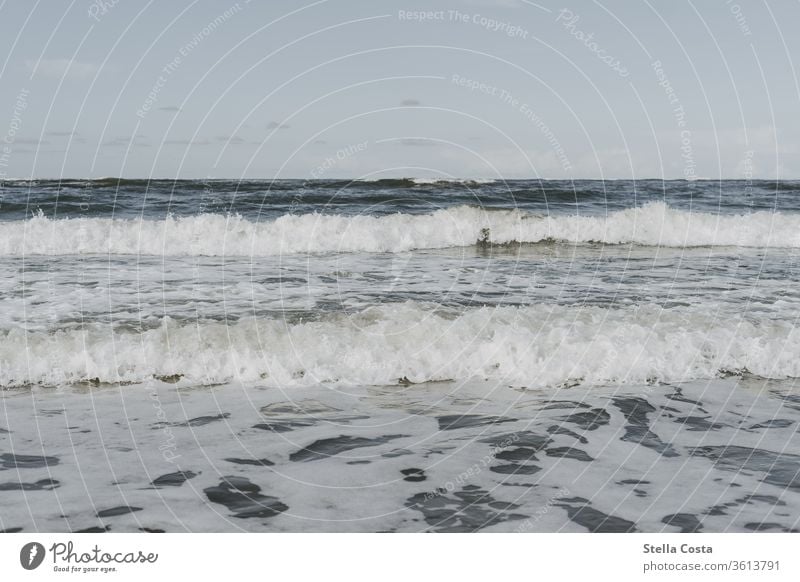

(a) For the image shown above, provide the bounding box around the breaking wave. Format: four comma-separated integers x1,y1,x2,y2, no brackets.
1,302,798,388
1,202,799,256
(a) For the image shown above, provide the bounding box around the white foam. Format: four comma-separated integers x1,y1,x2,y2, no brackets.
3,302,798,388
410,178,497,185
2,203,799,256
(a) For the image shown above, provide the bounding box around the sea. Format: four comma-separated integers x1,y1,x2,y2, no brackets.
1,178,799,532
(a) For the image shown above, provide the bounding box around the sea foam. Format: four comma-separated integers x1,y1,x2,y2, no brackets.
1,202,799,256
2,302,798,388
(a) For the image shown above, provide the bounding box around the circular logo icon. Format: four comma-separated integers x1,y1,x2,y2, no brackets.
20,542,46,570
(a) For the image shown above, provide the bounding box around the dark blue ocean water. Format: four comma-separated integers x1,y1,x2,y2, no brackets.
1,178,799,220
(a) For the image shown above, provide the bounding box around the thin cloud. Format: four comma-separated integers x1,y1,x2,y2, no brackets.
158,106,181,112
45,131,78,137
13,138,49,145
399,138,437,147
102,136,149,147
401,99,421,106
267,121,290,130
163,139,211,146
26,59,100,80
215,136,247,145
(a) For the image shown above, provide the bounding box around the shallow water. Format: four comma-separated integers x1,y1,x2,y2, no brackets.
0,377,798,532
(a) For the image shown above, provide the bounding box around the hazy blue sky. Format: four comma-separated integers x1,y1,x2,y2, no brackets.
1,0,798,179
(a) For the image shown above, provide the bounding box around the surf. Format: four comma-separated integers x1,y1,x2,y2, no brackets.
1,202,799,256
2,302,798,388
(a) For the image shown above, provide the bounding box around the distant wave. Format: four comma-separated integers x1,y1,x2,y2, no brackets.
2,302,798,388
409,178,497,185
1,177,497,190
1,202,799,256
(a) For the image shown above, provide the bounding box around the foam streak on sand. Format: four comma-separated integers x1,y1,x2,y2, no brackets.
1,202,799,256
2,303,799,388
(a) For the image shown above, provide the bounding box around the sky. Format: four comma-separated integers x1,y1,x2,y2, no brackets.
0,0,798,179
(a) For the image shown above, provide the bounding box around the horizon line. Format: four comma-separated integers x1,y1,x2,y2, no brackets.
2,176,797,182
